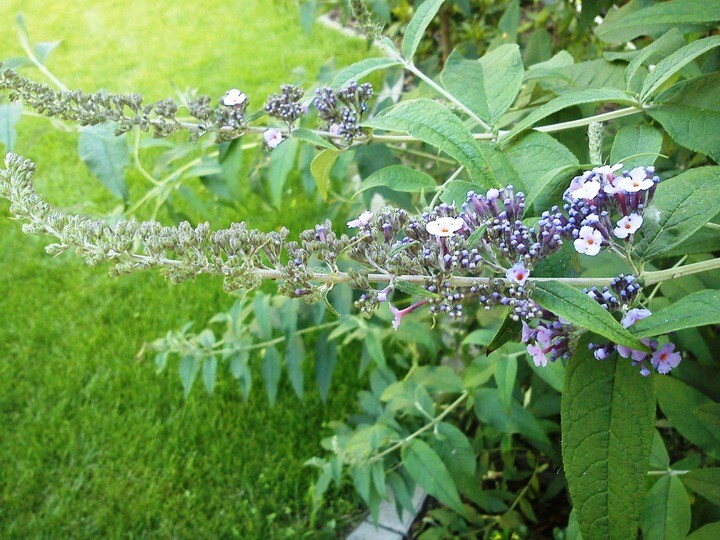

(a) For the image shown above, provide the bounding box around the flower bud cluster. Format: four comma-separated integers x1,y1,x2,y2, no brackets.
313,81,373,143
522,312,573,367
264,84,306,127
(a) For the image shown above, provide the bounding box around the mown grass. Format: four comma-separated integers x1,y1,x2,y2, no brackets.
0,1,371,537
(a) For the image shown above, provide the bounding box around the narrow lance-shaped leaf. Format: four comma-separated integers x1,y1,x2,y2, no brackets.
595,0,720,43
78,122,130,201
0,102,22,152
401,438,465,515
532,281,649,351
366,98,516,188
682,468,720,507
609,124,663,169
310,148,340,201
268,137,299,208
402,0,445,61
285,335,305,399
656,376,720,459
562,335,656,540
501,88,637,145
262,346,282,406
631,290,720,337
646,73,720,163
639,475,691,540
640,35,720,103
330,57,401,89
636,166,720,260
358,164,437,194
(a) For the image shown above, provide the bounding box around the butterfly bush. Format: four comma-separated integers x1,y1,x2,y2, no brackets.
0,64,682,379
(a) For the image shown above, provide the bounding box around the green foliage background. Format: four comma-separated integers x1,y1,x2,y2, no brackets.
0,0,372,537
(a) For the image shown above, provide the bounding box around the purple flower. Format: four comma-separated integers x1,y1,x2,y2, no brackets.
621,308,652,328
527,344,548,367
651,343,682,374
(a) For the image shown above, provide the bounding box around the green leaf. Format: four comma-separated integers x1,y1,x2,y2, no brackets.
487,315,521,352
401,438,465,516
562,335,656,540
609,125,663,169
262,346,282,406
631,290,720,337
268,137,299,208
299,0,317,36
649,430,670,470
473,388,550,444
351,463,372,503
330,57,401,89
0,102,22,152
501,88,637,145
682,468,720,506
639,476,691,540
526,354,565,393
505,131,578,213
532,281,649,351
440,51,490,123
315,331,337,403
640,35,720,103
624,29,687,94
78,123,130,201
310,149,339,201
202,355,217,394
291,128,336,150
358,164,437,194
433,422,476,479
441,45,523,126
366,99,515,188
494,354,517,411
646,73,720,162
402,0,445,61
33,40,61,64
363,330,386,370
687,522,720,540
636,166,720,260
285,335,305,399
656,376,720,459
394,280,440,299
371,460,387,499
178,355,199,398
596,0,720,43
693,403,720,431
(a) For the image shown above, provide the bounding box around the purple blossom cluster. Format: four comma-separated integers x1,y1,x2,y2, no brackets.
522,313,572,367
564,164,659,256
590,309,682,376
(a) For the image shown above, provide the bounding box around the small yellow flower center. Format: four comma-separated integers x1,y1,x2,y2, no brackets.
587,238,594,245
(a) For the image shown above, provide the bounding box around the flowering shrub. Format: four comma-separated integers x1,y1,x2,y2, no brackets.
2,1,720,538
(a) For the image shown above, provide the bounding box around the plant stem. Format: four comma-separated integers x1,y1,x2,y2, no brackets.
647,469,689,476
369,390,469,463
403,61,493,133
643,257,720,286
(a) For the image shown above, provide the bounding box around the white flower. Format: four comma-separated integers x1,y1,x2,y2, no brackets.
426,217,464,237
486,188,500,201
570,180,600,200
506,262,529,286
263,128,284,149
222,88,247,107
613,213,643,239
347,210,373,228
573,225,603,256
618,167,654,192
593,163,623,183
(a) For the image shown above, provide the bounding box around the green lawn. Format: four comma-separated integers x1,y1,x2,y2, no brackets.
0,1,371,537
